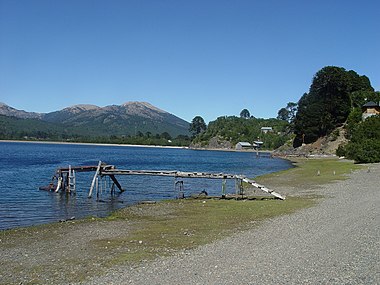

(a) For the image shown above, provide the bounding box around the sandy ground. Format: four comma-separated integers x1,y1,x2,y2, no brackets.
79,164,380,285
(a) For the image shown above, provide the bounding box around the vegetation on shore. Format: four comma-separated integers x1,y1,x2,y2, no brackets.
0,157,361,284
290,66,380,163
256,157,363,190
191,116,291,149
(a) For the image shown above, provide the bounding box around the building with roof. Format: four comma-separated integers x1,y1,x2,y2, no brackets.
260,127,273,134
235,142,252,150
362,101,380,120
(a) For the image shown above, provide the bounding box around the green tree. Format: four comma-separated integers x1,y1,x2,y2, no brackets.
240,109,250,119
293,66,374,147
350,91,380,108
189,116,207,137
342,116,380,163
277,102,297,123
160,132,172,140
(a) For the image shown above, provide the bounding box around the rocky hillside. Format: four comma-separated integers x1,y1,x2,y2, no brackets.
274,126,348,156
0,102,42,119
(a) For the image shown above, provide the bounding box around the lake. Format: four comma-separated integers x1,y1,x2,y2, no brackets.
0,141,292,230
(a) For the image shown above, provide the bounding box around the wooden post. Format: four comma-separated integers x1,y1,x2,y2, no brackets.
88,161,102,198
109,175,124,192
68,165,71,193
96,177,99,200
55,177,63,193
221,176,226,198
72,170,76,193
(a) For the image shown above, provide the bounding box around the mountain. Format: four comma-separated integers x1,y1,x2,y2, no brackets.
0,102,190,139
0,102,42,119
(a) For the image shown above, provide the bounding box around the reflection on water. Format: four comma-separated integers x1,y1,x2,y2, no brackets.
0,142,292,230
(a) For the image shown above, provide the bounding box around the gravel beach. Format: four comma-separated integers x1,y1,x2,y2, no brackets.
80,163,380,285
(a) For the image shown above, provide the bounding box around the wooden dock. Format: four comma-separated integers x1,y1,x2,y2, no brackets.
40,161,285,200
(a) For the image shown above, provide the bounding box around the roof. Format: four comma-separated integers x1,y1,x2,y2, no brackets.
236,142,252,146
362,101,379,107
261,127,273,130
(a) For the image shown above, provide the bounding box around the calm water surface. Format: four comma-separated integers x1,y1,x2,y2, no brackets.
0,142,292,230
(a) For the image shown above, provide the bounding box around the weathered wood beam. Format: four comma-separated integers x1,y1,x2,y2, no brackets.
109,174,124,192
88,161,102,198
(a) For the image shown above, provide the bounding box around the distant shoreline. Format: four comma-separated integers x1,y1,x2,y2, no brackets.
0,139,272,153
0,139,188,150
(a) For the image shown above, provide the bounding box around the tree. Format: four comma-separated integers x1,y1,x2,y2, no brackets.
189,116,207,137
277,108,289,121
277,102,297,123
293,66,374,147
240,109,250,119
342,116,380,163
160,132,172,140
350,91,380,108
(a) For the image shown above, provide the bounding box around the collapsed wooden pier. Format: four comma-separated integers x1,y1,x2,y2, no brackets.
40,161,285,200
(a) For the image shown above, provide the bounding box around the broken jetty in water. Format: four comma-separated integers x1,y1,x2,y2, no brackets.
39,161,286,200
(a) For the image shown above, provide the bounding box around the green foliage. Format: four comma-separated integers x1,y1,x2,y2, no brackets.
240,109,251,119
350,91,380,108
293,66,374,147
189,116,207,137
192,116,291,149
345,107,363,139
339,116,380,163
277,102,297,123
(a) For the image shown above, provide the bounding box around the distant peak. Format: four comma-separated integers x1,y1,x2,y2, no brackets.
122,101,166,113
64,104,100,111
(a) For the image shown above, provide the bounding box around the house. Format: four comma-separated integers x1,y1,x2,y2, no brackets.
235,142,252,150
253,140,264,149
261,127,273,134
362,101,380,120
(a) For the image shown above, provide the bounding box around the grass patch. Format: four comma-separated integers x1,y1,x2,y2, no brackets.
256,157,362,190
96,197,314,265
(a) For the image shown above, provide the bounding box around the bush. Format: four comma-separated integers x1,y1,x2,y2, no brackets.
345,140,380,163
344,116,380,163
336,144,346,157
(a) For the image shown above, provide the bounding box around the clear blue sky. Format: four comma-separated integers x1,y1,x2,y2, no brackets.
1,0,379,123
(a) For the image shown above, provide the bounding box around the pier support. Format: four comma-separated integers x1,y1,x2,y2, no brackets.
41,161,286,200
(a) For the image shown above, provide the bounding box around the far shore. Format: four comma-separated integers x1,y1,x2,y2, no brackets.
0,139,273,153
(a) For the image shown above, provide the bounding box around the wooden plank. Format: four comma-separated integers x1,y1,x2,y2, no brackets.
88,161,102,198
109,175,124,192
242,178,285,200
55,177,62,193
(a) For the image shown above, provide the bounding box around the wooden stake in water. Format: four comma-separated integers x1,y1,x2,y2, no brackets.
88,161,102,198
68,165,71,193
96,177,99,200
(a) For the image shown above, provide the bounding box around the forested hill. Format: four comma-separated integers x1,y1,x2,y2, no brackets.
290,66,380,163
191,116,291,150
292,66,376,147
0,102,190,143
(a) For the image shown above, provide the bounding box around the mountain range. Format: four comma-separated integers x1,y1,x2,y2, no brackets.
0,102,190,139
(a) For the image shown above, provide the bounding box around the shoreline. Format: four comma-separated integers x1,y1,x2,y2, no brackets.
0,140,283,232
0,139,188,150
1,159,372,284
0,139,273,153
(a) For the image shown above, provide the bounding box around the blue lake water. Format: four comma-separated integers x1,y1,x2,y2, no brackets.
0,141,292,230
